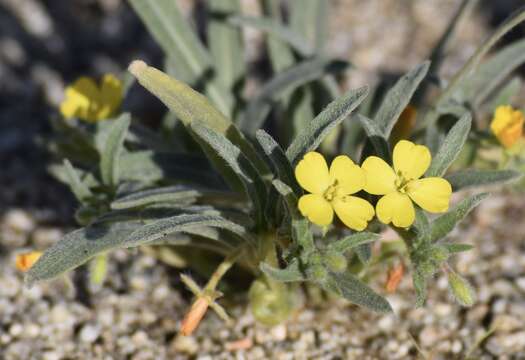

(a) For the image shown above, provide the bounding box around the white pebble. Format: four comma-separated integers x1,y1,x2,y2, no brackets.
79,324,100,343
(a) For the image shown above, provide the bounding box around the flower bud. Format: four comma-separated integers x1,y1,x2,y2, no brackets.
324,252,348,273
180,297,209,336
448,271,475,307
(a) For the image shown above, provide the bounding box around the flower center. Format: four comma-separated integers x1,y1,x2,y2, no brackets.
395,172,409,193
323,180,338,201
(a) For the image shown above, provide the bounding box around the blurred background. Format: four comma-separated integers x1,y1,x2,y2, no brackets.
0,1,524,358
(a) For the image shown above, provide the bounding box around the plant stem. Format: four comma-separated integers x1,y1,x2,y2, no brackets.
205,246,245,292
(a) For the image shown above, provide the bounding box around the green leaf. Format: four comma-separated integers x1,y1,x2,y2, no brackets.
25,222,140,285
442,243,474,253
287,86,369,164
321,272,392,313
374,61,430,138
430,193,489,242
272,179,300,219
454,38,525,106
128,0,232,115
485,77,522,111
262,0,296,73
119,151,223,187
191,121,267,227
412,270,428,307
239,58,350,135
327,232,380,253
124,214,253,247
426,113,471,177
111,185,212,210
62,159,93,203
260,260,306,282
290,0,327,52
207,0,245,92
445,169,521,191
355,244,372,264
128,63,267,173
256,130,300,195
228,15,313,56
100,114,130,187
357,114,391,161
413,208,431,245
437,8,525,109
447,271,476,307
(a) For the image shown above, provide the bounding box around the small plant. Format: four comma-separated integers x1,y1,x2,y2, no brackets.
25,1,525,334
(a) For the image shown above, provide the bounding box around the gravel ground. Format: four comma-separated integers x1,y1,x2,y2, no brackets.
1,0,525,359
1,192,525,359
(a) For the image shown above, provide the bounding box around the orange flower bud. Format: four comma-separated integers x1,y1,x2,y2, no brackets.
391,105,417,145
490,105,524,148
180,297,209,336
385,263,404,293
15,251,42,272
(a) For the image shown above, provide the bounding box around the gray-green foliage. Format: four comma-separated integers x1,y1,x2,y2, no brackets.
38,2,525,322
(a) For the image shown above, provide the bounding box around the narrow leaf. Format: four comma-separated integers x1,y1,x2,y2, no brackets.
128,0,232,115
322,272,392,313
357,114,391,161
442,243,474,253
128,61,269,176
445,169,521,191
229,15,313,56
328,232,380,253
287,86,369,165
63,159,93,203
191,122,267,227
239,58,350,135
430,193,489,242
256,130,300,195
272,179,300,219
426,113,471,177
100,114,130,187
374,61,430,138
111,185,209,210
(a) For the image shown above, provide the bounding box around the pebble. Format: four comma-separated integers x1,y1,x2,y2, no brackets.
4,209,35,233
79,324,100,343
31,227,62,247
270,324,287,342
172,335,199,355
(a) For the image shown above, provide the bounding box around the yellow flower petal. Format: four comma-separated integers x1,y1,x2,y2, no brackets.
298,194,334,226
376,192,415,228
60,77,100,122
361,156,397,195
295,152,332,194
406,177,452,213
329,155,365,195
332,196,375,231
490,105,524,148
393,140,431,181
98,74,123,119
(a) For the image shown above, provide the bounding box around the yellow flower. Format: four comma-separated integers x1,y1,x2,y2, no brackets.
362,140,452,228
490,105,524,149
295,152,374,231
60,74,123,122
15,251,42,272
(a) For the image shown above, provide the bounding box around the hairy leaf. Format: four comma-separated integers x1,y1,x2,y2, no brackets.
239,58,349,135
328,232,380,253
430,193,489,242
62,159,93,203
445,169,521,191
374,61,430,138
426,113,471,177
100,114,130,187
322,272,392,313
287,86,369,164
357,114,391,161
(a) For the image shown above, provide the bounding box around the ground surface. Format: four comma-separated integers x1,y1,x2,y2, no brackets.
1,0,524,359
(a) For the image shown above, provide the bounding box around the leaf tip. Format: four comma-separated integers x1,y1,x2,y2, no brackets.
128,60,148,77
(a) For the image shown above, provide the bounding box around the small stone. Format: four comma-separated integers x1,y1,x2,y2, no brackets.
378,315,395,331
172,335,199,355
451,340,462,353
492,299,507,314
25,323,41,338
270,324,287,342
4,209,35,233
152,285,170,302
132,331,149,347
31,227,62,247
9,323,23,337
79,324,100,343
42,352,61,360
434,303,452,317
516,277,525,292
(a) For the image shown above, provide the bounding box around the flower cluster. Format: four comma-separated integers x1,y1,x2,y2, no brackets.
60,74,123,123
490,105,525,149
295,140,452,230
